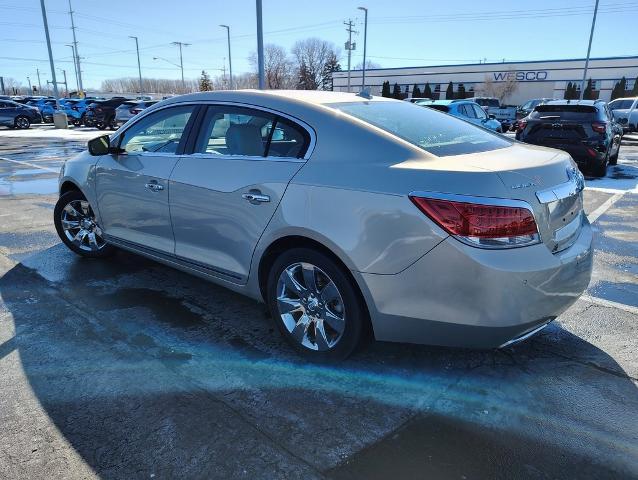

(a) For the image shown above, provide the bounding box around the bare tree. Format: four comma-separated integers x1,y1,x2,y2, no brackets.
478,73,519,103
249,44,296,89
291,38,340,90
354,60,381,70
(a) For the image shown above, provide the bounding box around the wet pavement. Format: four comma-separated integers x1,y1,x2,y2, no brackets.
0,130,637,479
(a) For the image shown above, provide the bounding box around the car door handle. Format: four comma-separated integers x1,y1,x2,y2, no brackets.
145,181,164,192
242,192,270,203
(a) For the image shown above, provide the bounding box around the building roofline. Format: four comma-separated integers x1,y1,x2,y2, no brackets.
334,55,638,74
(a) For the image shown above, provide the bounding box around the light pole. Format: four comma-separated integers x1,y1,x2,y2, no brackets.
219,25,233,90
357,6,368,91
68,0,83,95
36,68,42,94
171,41,190,91
27,77,32,94
129,36,143,96
256,0,265,89
60,69,68,97
39,0,66,128
580,0,599,100
66,44,79,92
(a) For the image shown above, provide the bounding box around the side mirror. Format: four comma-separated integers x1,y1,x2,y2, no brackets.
88,134,113,156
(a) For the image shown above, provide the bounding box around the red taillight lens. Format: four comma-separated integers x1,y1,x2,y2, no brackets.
409,196,540,248
96,107,103,112
591,122,606,134
517,119,527,132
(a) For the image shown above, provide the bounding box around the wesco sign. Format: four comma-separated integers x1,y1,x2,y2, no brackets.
493,71,548,81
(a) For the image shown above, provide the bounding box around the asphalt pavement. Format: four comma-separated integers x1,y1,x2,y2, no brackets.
0,128,637,479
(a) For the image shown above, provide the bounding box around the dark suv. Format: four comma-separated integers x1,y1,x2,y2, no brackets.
84,97,131,130
517,100,623,177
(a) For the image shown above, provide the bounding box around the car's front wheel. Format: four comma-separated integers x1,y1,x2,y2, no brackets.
14,116,30,129
266,248,366,361
54,190,115,258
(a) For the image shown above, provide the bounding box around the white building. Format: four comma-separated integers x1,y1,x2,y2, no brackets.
332,56,638,105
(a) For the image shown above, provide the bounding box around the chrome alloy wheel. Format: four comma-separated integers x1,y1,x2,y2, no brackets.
15,117,29,129
276,262,346,351
60,199,107,252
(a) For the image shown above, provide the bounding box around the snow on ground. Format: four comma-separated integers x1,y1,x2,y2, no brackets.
585,150,638,194
0,125,105,141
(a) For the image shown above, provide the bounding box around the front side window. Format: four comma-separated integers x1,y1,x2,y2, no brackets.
194,105,310,159
328,101,511,157
609,99,633,110
472,104,487,119
120,105,194,154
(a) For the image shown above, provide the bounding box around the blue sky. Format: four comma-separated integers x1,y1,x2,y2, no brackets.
1,0,637,90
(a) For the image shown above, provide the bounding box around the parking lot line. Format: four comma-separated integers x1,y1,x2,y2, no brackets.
587,192,625,223
0,157,60,173
579,294,638,316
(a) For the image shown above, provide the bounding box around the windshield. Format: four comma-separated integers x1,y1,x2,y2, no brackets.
609,99,634,110
327,101,511,157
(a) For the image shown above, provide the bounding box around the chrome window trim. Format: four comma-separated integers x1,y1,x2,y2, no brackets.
187,152,305,164
114,100,317,161
408,190,542,249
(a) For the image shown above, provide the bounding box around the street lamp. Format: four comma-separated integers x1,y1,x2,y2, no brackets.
357,6,368,91
580,0,600,100
219,25,233,90
256,0,265,89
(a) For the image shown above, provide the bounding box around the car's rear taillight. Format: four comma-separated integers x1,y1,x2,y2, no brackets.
517,119,527,132
95,107,103,112
130,108,143,114
409,195,540,249
591,122,606,134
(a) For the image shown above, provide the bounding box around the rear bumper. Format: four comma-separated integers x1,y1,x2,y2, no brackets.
358,220,593,349
522,139,607,167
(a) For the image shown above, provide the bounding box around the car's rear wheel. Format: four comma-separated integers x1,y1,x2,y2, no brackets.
54,190,115,258
591,151,608,178
96,122,107,130
72,118,82,127
609,147,619,166
266,248,365,361
15,116,30,129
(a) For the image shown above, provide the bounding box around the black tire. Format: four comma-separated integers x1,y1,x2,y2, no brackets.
96,122,107,130
14,115,30,129
609,147,619,166
54,190,115,258
591,153,608,178
72,118,82,127
266,247,366,361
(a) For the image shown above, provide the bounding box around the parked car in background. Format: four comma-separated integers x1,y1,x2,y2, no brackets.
473,97,500,110
54,91,593,360
609,97,638,132
406,97,432,103
0,99,42,128
27,98,59,123
115,100,158,127
517,100,622,177
421,99,503,132
84,97,131,129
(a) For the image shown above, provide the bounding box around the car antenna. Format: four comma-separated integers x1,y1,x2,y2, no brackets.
357,87,372,99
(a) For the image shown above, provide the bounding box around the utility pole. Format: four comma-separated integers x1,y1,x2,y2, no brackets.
60,69,68,97
66,44,79,92
27,77,32,93
219,25,233,90
256,0,265,89
40,0,66,128
344,19,357,93
171,41,190,91
580,0,599,100
68,0,83,95
0,77,5,95
36,67,42,94
357,6,368,90
130,36,143,96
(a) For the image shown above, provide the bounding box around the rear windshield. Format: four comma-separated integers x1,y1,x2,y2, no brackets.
531,105,598,121
609,99,634,110
425,104,450,113
475,98,499,107
327,101,511,157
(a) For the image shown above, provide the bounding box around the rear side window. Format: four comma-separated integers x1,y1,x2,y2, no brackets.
609,99,634,110
194,106,310,159
329,101,511,157
531,105,598,121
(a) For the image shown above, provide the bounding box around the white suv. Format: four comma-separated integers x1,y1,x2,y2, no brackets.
609,97,638,132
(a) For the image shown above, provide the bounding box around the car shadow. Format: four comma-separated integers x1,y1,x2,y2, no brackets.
1,245,637,479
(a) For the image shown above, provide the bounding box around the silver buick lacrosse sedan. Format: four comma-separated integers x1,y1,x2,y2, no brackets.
54,90,593,360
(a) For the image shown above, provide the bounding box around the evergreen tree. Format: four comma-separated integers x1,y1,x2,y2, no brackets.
320,52,341,91
199,70,212,91
423,82,432,99
392,83,402,99
381,81,391,98
632,76,638,96
564,82,572,99
611,77,627,100
445,81,454,100
297,61,314,89
583,78,594,100
411,84,422,98
457,83,466,99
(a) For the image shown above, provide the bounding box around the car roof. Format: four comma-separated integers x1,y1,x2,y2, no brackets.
609,97,638,101
544,99,603,106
